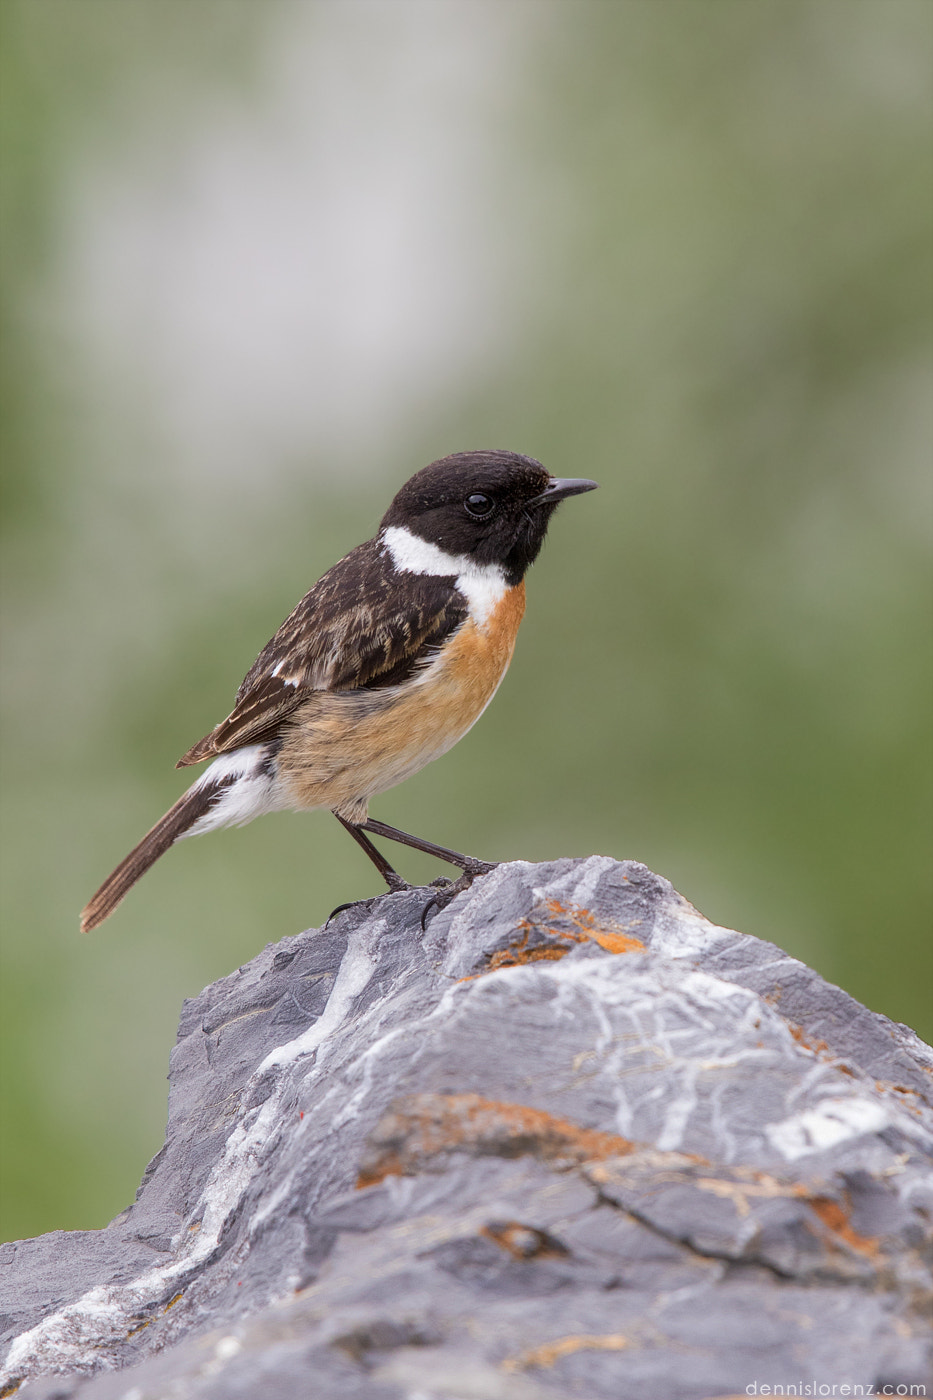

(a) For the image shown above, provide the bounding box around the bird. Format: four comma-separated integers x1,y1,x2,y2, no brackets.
80,450,598,932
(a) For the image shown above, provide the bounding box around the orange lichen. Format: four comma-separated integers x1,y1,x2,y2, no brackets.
356,1092,637,1188
543,898,645,953
503,1332,629,1371
479,1221,567,1260
807,1196,881,1259
470,899,645,978
692,1171,809,1217
787,1022,830,1057
484,931,570,971
783,1027,932,1115
590,929,645,953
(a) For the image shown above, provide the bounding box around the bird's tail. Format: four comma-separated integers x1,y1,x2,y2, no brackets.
80,776,232,933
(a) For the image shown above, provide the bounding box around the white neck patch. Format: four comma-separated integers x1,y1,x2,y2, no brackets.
381,525,507,628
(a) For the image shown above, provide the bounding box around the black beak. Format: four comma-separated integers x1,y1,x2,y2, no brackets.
526,476,599,508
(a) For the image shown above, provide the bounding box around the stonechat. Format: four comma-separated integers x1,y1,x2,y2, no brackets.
81,450,597,931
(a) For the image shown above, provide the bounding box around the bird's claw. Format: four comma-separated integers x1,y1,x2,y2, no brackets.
325,897,373,925
325,875,411,925
328,862,496,930
419,862,498,930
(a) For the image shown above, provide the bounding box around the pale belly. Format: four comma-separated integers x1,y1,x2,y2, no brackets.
274,585,525,823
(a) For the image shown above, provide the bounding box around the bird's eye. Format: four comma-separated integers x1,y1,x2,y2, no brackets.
464,492,495,518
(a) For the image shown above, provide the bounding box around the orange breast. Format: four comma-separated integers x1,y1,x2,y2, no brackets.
431,579,526,720
277,581,526,821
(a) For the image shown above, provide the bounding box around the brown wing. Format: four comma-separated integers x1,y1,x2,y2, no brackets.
177,538,466,767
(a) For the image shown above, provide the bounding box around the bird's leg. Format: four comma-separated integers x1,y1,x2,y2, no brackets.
330,814,496,929
358,818,497,881
333,812,409,892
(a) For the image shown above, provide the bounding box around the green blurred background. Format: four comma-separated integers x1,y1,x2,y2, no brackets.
1,0,930,1243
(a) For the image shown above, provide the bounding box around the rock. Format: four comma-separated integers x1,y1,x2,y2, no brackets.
2,857,931,1399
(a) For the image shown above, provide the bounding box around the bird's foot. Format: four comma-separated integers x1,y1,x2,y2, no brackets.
326,896,375,925
327,861,496,929
326,872,413,925
420,861,498,930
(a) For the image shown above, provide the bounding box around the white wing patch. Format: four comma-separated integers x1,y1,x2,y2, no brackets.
270,660,299,686
381,524,506,628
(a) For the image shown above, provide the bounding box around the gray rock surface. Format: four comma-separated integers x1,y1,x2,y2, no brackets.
2,857,931,1399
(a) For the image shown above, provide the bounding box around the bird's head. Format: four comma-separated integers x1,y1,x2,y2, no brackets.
380,450,598,584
